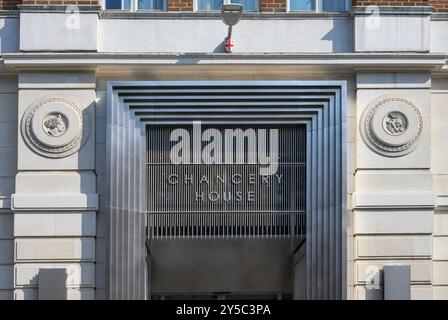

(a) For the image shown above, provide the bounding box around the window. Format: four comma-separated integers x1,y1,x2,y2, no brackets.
104,0,165,10
197,0,258,12
289,0,349,12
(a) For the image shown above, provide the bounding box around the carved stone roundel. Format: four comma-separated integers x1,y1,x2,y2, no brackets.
360,96,423,157
21,96,88,158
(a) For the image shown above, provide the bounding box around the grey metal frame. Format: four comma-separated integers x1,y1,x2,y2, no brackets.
106,81,347,300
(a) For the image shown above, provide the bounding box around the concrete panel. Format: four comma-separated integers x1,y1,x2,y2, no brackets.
15,238,95,261
0,17,19,53
433,237,448,260
14,212,96,237
355,170,433,193
354,210,433,234
100,17,353,53
20,13,98,52
18,73,96,90
0,240,13,264
357,73,431,89
356,88,431,169
430,20,448,53
356,236,432,259
17,88,96,171
15,263,95,288
15,171,96,194
0,214,13,239
11,194,98,211
354,15,429,52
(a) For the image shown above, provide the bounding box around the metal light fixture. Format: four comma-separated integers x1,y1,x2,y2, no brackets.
221,3,243,53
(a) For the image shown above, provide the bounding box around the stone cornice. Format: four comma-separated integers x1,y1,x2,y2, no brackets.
1,52,446,73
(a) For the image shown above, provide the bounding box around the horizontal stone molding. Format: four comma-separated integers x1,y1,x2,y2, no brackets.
14,262,95,288
355,260,432,285
353,192,437,209
353,210,433,234
14,212,96,237
11,193,98,211
15,238,95,262
352,6,433,16
14,287,95,300
356,235,432,259
2,53,446,71
356,72,431,89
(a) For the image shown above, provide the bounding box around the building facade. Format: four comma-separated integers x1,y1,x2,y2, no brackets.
0,0,448,300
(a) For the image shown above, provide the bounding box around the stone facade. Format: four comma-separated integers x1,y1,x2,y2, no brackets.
0,4,448,300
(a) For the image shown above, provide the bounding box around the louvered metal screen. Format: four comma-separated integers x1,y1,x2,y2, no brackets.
146,126,306,239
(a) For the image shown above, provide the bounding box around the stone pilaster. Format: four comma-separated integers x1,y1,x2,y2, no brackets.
353,72,435,299
12,72,97,300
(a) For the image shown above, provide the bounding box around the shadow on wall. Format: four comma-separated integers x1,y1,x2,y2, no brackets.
321,19,353,53
0,17,19,53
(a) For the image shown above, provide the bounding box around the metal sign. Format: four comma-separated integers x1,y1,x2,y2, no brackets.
146,125,306,239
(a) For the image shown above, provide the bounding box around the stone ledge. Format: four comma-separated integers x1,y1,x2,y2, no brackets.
352,6,433,16
353,192,437,209
11,193,98,211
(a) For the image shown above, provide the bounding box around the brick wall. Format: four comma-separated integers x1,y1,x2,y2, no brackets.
168,0,192,11
21,0,97,4
260,0,286,12
430,0,448,11
1,1,447,15
0,0,21,9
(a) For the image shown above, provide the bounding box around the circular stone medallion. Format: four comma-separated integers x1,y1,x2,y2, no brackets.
21,96,89,158
360,96,423,157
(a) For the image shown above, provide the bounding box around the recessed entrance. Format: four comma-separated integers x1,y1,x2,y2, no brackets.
146,125,306,299
106,81,346,299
